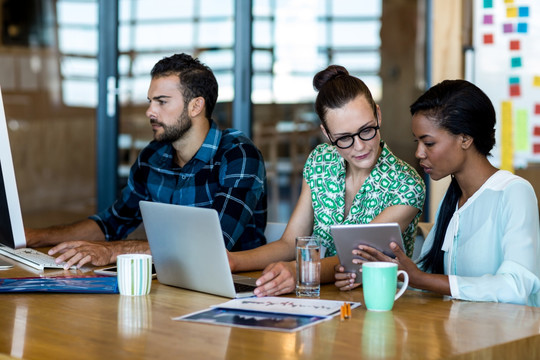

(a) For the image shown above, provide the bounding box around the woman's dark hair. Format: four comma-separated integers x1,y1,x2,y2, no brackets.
313,65,377,130
410,79,496,274
151,53,218,120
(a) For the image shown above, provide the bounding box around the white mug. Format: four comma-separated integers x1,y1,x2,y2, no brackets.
117,254,153,296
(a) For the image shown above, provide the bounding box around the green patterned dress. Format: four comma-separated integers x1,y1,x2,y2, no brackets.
303,141,425,258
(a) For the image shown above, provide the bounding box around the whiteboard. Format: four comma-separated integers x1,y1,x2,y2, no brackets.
472,0,540,169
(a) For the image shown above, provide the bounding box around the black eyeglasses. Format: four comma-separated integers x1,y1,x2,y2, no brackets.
329,120,380,149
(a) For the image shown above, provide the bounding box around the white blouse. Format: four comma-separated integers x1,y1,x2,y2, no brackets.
420,170,540,306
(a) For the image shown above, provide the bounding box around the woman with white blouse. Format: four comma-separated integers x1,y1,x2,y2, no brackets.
349,79,540,306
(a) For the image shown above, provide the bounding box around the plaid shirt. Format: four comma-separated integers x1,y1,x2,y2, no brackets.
90,120,267,251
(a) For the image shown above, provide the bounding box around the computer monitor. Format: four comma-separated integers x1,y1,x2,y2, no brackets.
0,87,26,249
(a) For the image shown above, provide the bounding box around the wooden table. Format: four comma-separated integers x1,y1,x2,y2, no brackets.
0,259,539,359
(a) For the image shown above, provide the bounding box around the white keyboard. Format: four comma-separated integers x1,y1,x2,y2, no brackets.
0,246,76,270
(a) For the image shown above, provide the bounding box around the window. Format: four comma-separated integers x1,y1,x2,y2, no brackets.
56,0,98,107
55,0,382,107
252,0,382,103
118,0,235,105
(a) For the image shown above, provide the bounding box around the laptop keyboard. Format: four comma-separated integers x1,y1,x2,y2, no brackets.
0,246,76,270
234,282,257,293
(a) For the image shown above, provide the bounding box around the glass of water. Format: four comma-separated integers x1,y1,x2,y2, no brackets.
295,236,321,297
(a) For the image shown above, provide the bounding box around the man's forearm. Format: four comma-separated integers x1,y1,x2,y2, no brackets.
25,219,105,247
107,240,151,263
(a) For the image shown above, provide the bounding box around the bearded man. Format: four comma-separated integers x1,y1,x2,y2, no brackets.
26,53,268,269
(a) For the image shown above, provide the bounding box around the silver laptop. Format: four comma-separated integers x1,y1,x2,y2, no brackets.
139,201,258,298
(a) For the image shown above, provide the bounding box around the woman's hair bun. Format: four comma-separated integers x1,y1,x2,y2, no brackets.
313,65,349,92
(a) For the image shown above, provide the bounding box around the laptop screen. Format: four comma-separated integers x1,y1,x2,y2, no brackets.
0,88,27,249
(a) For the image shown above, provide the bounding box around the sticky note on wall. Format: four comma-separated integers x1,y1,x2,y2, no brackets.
509,40,520,50
510,84,521,97
518,6,529,17
517,23,528,33
515,109,529,152
534,77,540,87
507,7,518,17
501,101,514,171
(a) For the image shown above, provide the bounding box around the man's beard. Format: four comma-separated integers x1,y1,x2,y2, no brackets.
153,109,192,143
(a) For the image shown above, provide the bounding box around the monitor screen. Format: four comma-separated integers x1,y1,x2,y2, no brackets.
0,88,26,249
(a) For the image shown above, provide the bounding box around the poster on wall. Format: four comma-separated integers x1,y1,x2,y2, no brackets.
472,0,540,170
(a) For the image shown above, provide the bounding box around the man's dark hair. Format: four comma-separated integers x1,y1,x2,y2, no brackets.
151,53,218,119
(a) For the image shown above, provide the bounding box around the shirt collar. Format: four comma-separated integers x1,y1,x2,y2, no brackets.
374,140,389,166
338,141,388,190
151,119,221,169
193,119,222,164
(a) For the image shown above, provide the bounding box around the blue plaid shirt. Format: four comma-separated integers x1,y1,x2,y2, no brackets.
90,120,267,251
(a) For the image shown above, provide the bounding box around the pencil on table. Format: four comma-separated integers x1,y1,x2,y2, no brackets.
340,302,351,320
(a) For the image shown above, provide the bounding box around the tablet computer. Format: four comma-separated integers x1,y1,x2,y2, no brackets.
331,223,404,284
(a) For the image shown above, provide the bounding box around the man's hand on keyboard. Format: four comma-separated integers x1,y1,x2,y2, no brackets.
48,241,115,270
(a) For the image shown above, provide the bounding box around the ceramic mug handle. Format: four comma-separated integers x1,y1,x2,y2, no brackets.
394,270,409,301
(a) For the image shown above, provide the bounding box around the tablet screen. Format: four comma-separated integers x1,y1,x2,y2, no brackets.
331,223,404,284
